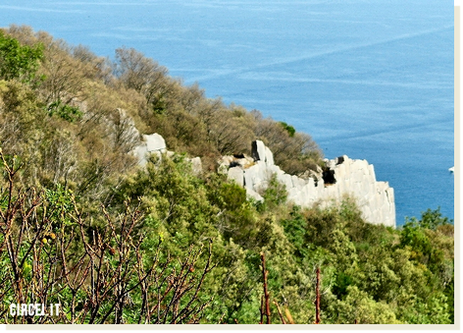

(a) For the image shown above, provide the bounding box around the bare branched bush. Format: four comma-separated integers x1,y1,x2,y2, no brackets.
0,151,215,324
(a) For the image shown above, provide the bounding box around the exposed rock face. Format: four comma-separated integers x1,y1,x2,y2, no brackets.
134,133,202,175
223,140,396,228
189,156,203,176
134,133,167,166
251,140,274,165
134,134,395,227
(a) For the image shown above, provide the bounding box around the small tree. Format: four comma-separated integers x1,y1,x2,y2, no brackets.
0,30,43,82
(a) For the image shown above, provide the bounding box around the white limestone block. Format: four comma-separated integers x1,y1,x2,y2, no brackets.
228,167,244,187
189,156,202,175
252,140,267,162
247,188,264,202
145,133,166,152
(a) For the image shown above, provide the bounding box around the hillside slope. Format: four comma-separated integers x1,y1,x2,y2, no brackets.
0,26,454,324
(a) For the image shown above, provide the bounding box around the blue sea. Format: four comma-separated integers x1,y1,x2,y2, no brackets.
0,0,454,225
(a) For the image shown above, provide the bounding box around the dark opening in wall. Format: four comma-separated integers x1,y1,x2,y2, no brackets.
251,141,260,161
322,168,336,185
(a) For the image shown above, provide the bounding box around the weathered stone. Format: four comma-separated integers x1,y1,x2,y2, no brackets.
218,154,255,170
219,155,234,166
189,156,202,176
225,140,396,228
278,173,293,191
134,134,205,182
251,140,267,162
218,163,228,175
265,146,274,165
247,188,264,202
133,133,168,165
145,133,166,152
228,167,244,187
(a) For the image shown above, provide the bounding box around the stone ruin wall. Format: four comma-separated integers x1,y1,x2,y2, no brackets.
134,134,396,228
224,140,396,228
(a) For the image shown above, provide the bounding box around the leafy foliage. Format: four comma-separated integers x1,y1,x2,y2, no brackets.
0,30,43,82
47,100,83,122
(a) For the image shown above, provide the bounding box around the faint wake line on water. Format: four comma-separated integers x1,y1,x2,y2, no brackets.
185,25,453,84
0,5,84,13
52,2,163,6
235,76,452,90
316,118,454,143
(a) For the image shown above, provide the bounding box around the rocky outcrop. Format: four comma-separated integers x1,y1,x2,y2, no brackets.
134,133,167,166
134,133,202,175
134,134,395,227
220,140,396,228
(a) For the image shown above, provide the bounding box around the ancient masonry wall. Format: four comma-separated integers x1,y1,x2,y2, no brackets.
134,134,396,228
226,140,396,228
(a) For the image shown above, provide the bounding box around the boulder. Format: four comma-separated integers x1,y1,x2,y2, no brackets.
228,167,244,187
246,188,264,202
145,133,166,153
134,133,167,165
189,156,203,176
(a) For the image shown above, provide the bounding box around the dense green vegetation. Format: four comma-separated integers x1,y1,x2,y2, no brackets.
0,25,454,324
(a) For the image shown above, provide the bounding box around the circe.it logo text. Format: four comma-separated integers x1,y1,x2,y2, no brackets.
9,303,60,317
